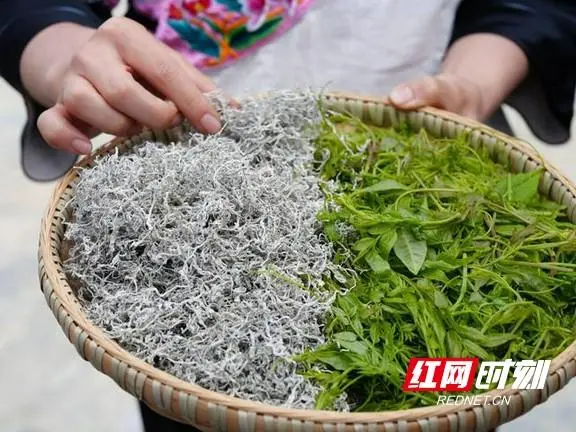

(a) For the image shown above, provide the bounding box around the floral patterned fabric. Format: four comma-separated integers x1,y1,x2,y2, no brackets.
102,0,313,69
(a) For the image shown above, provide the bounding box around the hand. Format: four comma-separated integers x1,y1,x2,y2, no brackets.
37,17,222,155
389,74,486,121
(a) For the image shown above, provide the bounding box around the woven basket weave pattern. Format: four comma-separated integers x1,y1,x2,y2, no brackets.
38,93,576,432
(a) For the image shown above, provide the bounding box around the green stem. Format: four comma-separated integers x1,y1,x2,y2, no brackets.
469,266,523,300
501,260,576,271
393,188,463,210
520,241,574,250
452,253,468,310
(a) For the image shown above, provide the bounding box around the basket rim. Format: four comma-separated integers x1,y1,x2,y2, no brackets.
38,91,576,423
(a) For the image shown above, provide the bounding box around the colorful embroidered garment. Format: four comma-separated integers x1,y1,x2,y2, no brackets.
103,0,313,69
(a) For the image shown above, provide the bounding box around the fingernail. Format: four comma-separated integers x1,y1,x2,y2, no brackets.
228,98,242,109
71,139,92,154
200,113,222,134
390,85,414,104
170,114,183,127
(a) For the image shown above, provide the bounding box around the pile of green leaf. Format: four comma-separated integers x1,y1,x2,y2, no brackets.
296,111,576,411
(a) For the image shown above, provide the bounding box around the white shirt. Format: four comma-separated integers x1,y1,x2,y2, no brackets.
209,0,461,98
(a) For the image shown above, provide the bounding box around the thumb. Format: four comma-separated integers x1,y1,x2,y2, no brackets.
389,76,444,110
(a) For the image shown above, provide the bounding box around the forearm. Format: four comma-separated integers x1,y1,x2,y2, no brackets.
441,33,528,121
20,23,96,107
0,0,104,106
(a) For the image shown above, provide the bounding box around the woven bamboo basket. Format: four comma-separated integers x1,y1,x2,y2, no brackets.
38,92,576,432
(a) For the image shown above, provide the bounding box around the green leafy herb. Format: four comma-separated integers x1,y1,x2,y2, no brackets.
300,110,576,412
357,179,409,194
393,228,427,275
495,170,542,204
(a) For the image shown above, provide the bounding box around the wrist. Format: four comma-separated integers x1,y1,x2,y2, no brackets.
440,34,529,121
44,55,67,107
436,72,489,121
21,23,96,107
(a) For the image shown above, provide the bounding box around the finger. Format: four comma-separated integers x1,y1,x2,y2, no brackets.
61,75,141,136
129,65,218,102
173,54,218,94
72,45,179,130
131,52,221,133
69,116,102,139
38,104,93,154
101,19,221,133
389,76,447,109
227,96,242,109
